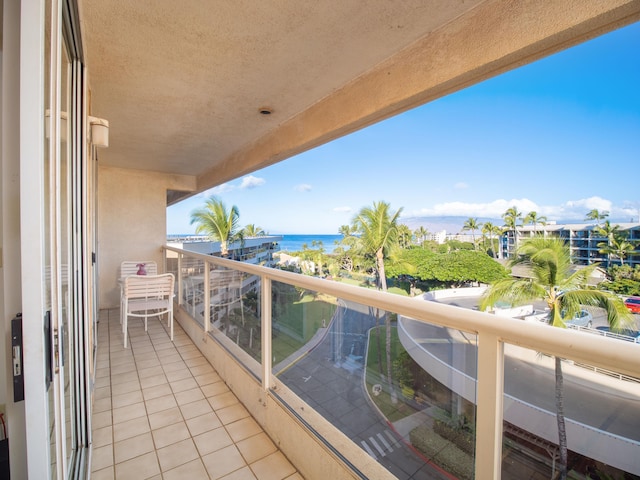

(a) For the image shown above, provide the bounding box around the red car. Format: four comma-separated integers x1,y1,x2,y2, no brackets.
624,297,640,314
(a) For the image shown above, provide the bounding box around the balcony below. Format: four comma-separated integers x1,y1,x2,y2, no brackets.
90,308,303,480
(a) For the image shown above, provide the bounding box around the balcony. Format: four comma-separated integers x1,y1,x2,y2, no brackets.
142,246,640,479
91,308,302,480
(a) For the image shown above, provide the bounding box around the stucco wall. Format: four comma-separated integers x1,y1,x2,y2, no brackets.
98,166,194,308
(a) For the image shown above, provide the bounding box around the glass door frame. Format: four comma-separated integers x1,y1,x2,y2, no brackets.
43,0,93,477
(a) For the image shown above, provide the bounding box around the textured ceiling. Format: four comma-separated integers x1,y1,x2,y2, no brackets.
78,1,483,175
77,1,640,203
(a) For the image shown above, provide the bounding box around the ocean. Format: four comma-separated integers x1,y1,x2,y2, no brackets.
276,234,343,254
167,233,345,254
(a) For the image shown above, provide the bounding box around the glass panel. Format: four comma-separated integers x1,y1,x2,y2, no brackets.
209,266,259,361
274,289,479,479
43,0,56,476
60,36,75,470
502,340,640,479
180,257,206,327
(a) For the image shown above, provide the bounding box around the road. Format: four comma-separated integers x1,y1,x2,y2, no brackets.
277,301,453,480
275,296,640,478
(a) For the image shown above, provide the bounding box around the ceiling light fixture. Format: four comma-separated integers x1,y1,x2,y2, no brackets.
258,107,273,115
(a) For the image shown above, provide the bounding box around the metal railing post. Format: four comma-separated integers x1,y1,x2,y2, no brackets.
177,253,183,307
204,262,211,333
474,332,504,479
261,276,272,390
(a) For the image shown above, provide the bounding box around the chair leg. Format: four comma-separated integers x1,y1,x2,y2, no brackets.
123,311,128,348
169,309,174,341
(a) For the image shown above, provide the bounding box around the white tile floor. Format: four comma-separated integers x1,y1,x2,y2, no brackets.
92,309,304,480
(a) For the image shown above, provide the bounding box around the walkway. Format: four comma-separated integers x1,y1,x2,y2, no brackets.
90,308,303,480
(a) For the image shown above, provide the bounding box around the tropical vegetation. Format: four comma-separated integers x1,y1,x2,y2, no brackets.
351,200,402,402
190,196,242,257
480,237,633,480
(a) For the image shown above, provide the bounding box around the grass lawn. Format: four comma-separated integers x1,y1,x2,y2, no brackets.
273,295,336,363
365,325,419,422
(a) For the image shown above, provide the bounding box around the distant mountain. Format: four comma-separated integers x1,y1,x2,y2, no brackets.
400,216,503,235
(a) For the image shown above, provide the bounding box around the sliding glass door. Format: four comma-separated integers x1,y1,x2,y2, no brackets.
42,0,95,477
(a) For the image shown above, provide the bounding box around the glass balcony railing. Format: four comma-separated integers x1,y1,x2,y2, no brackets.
164,246,640,480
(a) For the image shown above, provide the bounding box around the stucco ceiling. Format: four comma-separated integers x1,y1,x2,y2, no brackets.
77,1,640,203
79,1,483,174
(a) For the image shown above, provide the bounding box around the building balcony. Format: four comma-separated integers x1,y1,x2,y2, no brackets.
91,308,302,480
122,246,640,480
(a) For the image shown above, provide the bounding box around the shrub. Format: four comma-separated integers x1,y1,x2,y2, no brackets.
409,425,474,480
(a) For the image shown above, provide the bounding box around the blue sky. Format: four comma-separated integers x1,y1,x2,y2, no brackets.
167,21,640,235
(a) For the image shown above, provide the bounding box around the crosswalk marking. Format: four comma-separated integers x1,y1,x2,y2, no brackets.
377,432,391,451
360,440,377,459
384,430,401,448
360,429,400,459
369,436,386,457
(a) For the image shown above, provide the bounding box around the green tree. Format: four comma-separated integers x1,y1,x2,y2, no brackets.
397,224,413,249
594,221,639,266
594,220,620,243
598,236,638,266
480,237,632,480
414,226,429,246
352,201,402,401
190,196,241,257
462,218,481,250
523,210,547,233
338,224,358,237
242,224,266,237
419,250,507,287
502,206,523,255
481,221,497,257
585,209,609,225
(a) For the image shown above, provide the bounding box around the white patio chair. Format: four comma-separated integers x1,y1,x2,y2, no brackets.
120,260,157,277
122,273,175,348
119,260,158,325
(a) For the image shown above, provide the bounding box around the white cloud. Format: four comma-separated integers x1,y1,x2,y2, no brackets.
333,206,352,213
294,183,312,192
413,198,540,218
198,183,235,197
240,175,266,189
409,196,630,222
454,182,468,189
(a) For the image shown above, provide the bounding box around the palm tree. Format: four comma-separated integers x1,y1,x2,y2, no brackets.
523,210,547,235
597,234,638,266
338,224,358,237
594,220,620,243
502,206,523,256
585,209,609,226
352,201,402,291
242,224,266,237
480,237,632,480
482,221,497,258
352,201,402,402
492,224,505,259
414,226,429,246
190,196,241,257
397,224,413,249
462,217,481,250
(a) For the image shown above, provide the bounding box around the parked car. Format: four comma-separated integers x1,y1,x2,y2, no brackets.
624,296,640,314
563,309,593,328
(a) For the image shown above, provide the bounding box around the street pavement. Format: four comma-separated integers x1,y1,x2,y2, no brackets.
275,296,640,478
277,301,453,480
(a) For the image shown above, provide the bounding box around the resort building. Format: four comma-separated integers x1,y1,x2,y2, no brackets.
167,236,282,266
2,2,639,479
501,223,640,268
